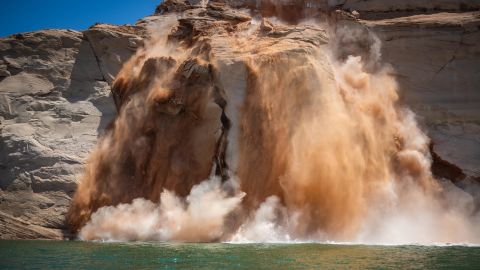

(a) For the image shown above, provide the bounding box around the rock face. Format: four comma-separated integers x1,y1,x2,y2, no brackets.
365,12,480,180
0,25,144,239
1,0,479,239
340,0,480,19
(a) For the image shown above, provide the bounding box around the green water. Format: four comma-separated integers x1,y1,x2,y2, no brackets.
0,240,479,269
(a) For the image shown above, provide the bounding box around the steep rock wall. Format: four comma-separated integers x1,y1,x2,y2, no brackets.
364,12,480,181
0,0,479,239
0,25,144,239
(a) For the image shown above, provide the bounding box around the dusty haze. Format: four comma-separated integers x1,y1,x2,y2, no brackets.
67,2,480,244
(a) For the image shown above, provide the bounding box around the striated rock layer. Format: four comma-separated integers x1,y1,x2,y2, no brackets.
365,12,480,181
1,0,479,239
0,25,144,239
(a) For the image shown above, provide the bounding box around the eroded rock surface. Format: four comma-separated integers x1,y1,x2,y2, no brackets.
364,12,480,180
0,26,143,239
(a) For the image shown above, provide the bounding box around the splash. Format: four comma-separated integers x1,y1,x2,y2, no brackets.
68,6,480,244
79,177,244,242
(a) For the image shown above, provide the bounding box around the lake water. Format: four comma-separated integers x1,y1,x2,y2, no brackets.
0,240,479,269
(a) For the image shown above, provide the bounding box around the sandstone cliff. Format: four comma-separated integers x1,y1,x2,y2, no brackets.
366,12,480,183
1,0,479,239
0,25,145,239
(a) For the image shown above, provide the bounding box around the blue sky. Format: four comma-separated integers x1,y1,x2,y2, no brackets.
0,0,161,37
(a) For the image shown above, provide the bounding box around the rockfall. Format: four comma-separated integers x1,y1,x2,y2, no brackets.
1,0,479,239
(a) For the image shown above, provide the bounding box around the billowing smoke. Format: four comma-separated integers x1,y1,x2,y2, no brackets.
69,6,480,244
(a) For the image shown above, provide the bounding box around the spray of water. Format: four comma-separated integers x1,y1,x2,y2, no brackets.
69,8,480,244
79,177,244,242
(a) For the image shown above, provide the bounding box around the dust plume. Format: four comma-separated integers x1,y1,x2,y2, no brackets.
68,5,480,244
231,196,293,243
67,15,226,232
79,177,244,242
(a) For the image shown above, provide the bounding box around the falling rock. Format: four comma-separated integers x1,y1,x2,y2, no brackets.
1,0,479,239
